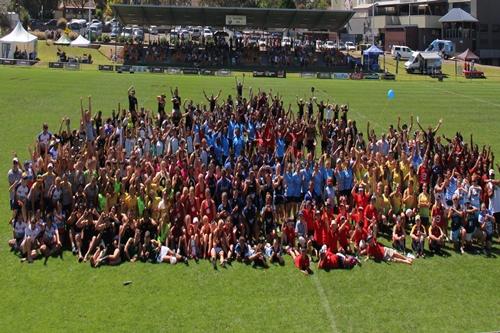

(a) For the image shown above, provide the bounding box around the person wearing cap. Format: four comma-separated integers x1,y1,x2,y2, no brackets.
37,123,53,156
410,215,427,258
366,235,413,265
486,169,500,236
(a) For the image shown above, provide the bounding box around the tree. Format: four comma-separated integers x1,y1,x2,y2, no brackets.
279,0,295,8
19,0,59,19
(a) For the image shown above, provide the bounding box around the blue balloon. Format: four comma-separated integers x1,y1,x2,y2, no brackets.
387,89,395,100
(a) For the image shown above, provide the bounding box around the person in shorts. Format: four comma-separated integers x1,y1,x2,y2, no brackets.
366,235,413,265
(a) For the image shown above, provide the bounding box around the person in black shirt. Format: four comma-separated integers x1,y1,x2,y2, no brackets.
127,86,138,124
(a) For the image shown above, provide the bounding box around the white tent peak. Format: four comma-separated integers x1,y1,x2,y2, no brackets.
55,34,72,45
71,35,91,47
0,21,37,43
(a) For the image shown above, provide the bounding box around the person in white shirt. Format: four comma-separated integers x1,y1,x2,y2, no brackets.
486,169,500,235
21,216,42,263
8,214,28,252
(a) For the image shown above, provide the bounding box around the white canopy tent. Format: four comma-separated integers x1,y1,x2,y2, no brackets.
0,21,38,59
54,34,72,45
70,35,91,47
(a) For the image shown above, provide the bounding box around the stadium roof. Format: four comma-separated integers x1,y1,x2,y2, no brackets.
111,5,354,31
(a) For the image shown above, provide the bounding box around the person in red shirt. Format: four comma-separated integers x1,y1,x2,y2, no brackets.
200,188,216,223
366,235,413,265
431,200,447,238
364,196,379,235
318,245,360,270
337,215,351,253
282,218,296,247
350,221,368,256
289,246,312,275
302,201,315,238
328,220,339,253
313,210,329,249
351,182,371,209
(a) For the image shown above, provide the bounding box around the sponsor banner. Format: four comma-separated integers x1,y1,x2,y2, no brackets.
182,68,199,75
65,62,80,70
150,66,164,73
300,72,316,79
333,73,350,80
253,70,286,78
131,65,148,72
115,65,131,72
226,15,246,26
98,64,114,71
364,73,380,80
381,73,396,80
200,69,215,76
1,59,16,65
216,69,231,76
49,62,64,69
16,60,33,66
167,68,181,75
350,72,364,80
317,72,332,79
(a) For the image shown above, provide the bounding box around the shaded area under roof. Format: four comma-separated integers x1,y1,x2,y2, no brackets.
111,5,354,31
439,8,478,23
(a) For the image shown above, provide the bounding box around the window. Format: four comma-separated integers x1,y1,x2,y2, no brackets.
480,24,489,33
492,25,500,33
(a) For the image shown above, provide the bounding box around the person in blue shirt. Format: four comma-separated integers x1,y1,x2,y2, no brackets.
232,127,245,158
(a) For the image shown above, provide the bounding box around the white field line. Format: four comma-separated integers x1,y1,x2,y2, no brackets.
435,87,500,108
312,273,339,333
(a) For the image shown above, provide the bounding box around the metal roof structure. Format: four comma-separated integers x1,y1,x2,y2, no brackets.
111,5,354,31
439,8,478,23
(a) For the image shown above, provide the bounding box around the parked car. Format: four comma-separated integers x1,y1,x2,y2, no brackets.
345,41,356,51
405,51,442,74
324,40,336,50
190,27,201,39
315,40,324,51
169,30,179,43
110,25,121,39
203,28,213,40
133,28,144,42
149,25,158,35
281,36,291,47
258,37,267,47
44,19,58,30
121,27,133,39
391,45,413,59
425,39,455,59
180,29,190,40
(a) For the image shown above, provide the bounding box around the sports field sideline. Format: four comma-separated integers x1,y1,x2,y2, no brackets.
0,66,499,333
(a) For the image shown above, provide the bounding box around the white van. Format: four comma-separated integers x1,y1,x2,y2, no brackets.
391,45,413,59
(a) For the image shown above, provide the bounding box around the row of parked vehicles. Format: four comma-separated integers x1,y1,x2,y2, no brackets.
390,40,456,74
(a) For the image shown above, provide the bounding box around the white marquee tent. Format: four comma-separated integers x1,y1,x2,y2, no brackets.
54,34,72,45
70,35,91,47
0,21,38,59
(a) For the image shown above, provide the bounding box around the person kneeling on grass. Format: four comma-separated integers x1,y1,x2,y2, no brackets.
428,216,445,254
288,246,312,275
90,237,122,268
366,235,413,265
478,203,495,256
410,215,427,258
39,214,62,263
265,237,284,265
318,245,360,270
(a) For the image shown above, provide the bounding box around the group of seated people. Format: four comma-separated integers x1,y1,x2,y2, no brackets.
123,37,348,69
7,81,499,274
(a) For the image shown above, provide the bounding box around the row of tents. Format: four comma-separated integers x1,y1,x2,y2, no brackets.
0,22,90,59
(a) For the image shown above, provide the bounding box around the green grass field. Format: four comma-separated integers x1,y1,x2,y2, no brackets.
1,66,499,333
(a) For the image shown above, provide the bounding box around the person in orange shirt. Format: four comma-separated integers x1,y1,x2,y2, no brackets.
428,216,445,254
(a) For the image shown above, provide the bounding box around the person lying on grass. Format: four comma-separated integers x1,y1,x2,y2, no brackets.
366,235,413,265
317,245,360,270
288,246,312,275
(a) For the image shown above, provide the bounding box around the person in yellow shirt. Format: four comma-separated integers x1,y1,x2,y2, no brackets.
124,186,138,216
390,184,403,216
418,183,431,225
403,179,417,211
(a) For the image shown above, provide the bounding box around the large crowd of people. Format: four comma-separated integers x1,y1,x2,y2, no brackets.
123,37,349,69
7,80,499,273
